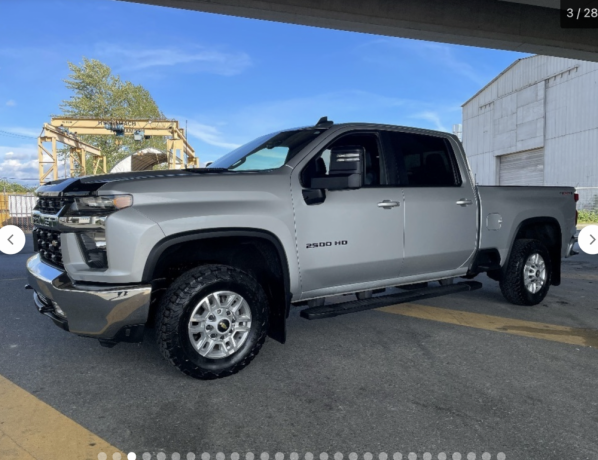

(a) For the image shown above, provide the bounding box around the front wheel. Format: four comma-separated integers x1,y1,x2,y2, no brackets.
499,239,552,306
156,264,269,379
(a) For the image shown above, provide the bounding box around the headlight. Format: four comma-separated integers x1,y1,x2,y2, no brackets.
78,232,108,269
62,194,131,269
64,194,133,216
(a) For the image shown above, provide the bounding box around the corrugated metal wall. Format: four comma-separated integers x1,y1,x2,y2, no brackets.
499,149,544,186
462,56,598,190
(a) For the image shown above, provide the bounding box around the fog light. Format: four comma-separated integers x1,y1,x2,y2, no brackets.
78,232,108,269
52,301,67,318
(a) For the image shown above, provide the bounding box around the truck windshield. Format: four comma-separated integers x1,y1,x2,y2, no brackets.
208,129,324,171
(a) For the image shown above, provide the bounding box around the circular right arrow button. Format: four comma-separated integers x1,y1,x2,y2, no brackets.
578,225,598,255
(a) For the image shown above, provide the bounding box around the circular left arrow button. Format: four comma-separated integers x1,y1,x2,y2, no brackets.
0,225,26,255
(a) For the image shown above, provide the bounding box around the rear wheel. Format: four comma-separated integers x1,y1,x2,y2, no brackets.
156,264,269,379
500,239,552,306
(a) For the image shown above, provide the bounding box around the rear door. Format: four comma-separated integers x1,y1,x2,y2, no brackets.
383,130,477,276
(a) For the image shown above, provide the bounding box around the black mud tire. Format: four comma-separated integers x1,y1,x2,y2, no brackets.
156,264,269,380
499,239,552,306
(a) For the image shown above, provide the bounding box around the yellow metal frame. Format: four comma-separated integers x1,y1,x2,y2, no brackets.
0,193,9,227
38,123,105,183
38,118,198,184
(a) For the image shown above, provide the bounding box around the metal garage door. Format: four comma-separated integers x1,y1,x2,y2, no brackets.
499,149,544,185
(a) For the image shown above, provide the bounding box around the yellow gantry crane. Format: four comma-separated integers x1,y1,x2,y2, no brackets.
38,117,197,184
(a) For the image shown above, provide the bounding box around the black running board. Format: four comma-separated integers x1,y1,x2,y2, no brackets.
300,281,483,320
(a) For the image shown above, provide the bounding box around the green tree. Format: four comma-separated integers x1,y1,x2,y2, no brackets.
57,58,166,172
0,180,37,193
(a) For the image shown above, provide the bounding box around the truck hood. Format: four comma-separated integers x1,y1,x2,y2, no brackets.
36,168,231,195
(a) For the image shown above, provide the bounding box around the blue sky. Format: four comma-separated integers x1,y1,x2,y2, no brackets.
0,0,529,183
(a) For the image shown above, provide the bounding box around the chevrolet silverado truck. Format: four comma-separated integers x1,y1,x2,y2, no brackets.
26,118,579,379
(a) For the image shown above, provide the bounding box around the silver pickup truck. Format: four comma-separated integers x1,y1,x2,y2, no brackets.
26,118,578,379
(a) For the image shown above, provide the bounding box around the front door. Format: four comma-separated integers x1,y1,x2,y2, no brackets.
291,131,404,297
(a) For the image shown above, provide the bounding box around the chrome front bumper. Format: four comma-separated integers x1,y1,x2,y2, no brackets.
26,254,152,344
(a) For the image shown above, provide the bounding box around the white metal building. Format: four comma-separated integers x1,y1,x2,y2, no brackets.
462,55,598,209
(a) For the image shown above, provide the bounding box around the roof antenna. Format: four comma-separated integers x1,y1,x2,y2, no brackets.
316,116,334,127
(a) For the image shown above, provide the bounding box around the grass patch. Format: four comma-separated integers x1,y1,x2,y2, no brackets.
579,210,598,224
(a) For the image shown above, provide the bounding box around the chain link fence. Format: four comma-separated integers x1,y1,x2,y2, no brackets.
0,194,38,231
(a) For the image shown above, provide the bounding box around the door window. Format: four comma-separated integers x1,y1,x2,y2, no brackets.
301,132,384,187
384,131,462,187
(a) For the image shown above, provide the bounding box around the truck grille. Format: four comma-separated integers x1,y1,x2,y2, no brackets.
33,227,64,268
36,196,73,215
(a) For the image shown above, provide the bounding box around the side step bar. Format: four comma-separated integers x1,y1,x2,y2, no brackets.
300,281,483,320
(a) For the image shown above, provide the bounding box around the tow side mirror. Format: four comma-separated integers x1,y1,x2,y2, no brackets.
310,145,364,190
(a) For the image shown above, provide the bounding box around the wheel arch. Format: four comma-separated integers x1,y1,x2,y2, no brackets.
506,217,562,286
143,228,291,344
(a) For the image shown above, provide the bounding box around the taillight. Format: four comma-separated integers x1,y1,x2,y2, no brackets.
574,193,579,202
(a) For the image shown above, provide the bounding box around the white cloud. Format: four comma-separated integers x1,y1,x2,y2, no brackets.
97,43,252,77
411,111,450,132
184,121,241,150
0,144,39,182
5,100,16,107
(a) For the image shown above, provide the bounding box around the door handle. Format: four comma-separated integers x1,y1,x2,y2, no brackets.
378,200,400,209
456,199,473,206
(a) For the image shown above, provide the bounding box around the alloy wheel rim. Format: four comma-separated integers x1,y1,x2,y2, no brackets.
523,253,546,294
187,290,252,359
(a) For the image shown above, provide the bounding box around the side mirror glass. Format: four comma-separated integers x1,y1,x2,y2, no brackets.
310,145,364,190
